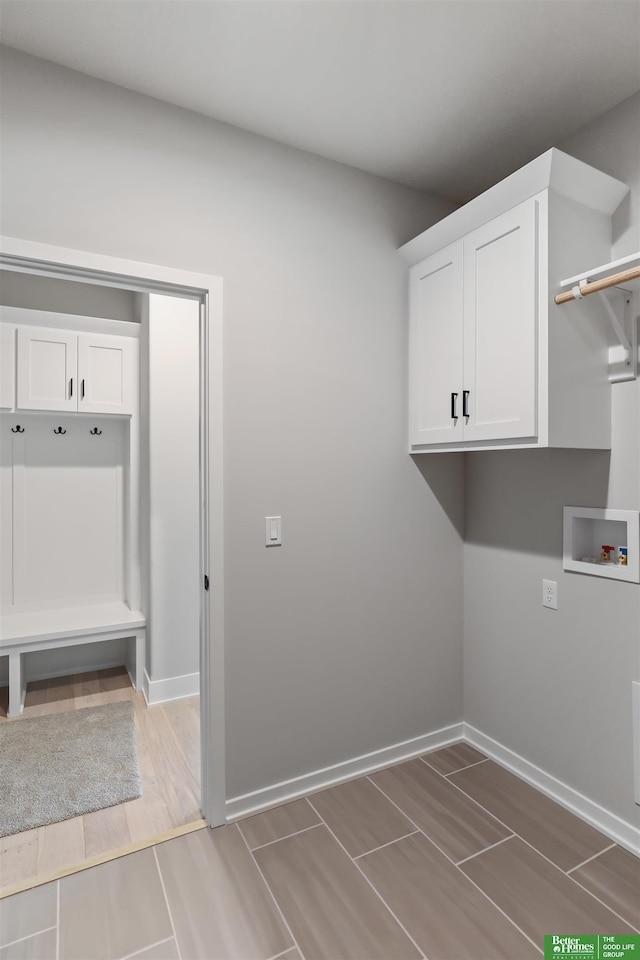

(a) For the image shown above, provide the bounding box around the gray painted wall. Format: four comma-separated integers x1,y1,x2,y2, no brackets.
0,48,463,797
464,93,640,824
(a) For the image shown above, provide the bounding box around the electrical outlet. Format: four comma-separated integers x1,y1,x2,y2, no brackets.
542,579,558,610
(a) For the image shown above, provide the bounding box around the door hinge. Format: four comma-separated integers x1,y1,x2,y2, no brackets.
204,575,210,592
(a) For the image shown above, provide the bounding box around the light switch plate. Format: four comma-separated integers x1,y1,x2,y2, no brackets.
265,516,282,547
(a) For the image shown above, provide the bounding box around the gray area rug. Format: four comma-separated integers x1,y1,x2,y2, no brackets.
0,701,142,837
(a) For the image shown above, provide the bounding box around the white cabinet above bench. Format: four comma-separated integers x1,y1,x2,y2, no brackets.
1,308,137,416
401,148,629,453
17,326,135,415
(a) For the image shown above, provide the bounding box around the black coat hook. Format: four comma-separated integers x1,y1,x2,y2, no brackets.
53,426,67,435
90,427,102,436
11,425,25,433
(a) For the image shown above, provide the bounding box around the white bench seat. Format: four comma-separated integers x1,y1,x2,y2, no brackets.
0,602,146,718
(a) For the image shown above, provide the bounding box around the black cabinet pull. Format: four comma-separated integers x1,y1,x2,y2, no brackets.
81,379,85,399
69,378,73,398
450,392,458,420
463,390,470,418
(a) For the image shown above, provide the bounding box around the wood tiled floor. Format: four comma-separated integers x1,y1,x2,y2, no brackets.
0,668,201,895
1,743,638,959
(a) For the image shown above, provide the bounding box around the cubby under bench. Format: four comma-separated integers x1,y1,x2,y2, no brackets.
0,603,146,718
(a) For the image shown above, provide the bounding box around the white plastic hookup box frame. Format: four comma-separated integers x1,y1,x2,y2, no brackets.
563,506,640,583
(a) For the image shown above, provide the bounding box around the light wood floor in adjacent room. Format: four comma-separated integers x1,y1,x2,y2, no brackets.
0,667,201,895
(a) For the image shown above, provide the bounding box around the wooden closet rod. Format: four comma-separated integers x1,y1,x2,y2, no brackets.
555,265,640,304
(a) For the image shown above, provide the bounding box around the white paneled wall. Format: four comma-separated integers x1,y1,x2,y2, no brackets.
0,413,126,612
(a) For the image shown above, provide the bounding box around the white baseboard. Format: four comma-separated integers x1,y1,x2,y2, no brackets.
225,721,465,821
464,723,640,858
142,669,199,705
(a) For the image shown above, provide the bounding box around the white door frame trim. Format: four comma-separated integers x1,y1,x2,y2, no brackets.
0,234,225,828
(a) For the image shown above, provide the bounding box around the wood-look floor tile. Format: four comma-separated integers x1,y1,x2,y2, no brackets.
0,883,56,948
359,832,538,959
254,823,421,959
309,776,413,858
72,672,104,710
126,939,180,960
0,830,39,889
160,698,200,784
59,847,172,960
123,785,175,843
371,759,510,862
449,761,612,871
36,816,85,874
422,743,487,776
238,799,320,849
23,675,76,717
155,825,292,959
136,705,200,827
83,802,132,858
0,928,57,960
572,845,640,928
97,667,133,697
461,837,636,944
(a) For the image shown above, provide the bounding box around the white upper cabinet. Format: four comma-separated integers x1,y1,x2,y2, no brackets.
77,333,134,415
462,199,537,443
409,241,463,446
17,326,78,412
402,148,629,453
15,323,135,416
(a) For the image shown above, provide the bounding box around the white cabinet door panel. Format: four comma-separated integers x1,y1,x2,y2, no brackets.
0,325,15,410
462,199,538,443
17,326,77,412
78,333,134,415
409,242,464,446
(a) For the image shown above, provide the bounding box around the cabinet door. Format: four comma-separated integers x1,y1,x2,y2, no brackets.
0,325,15,410
463,198,537,443
409,242,464,446
17,326,78,411
77,333,134,415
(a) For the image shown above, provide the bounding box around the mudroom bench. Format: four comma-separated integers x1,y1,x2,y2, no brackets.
0,603,146,718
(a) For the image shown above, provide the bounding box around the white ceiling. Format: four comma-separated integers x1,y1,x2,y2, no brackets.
1,1,639,201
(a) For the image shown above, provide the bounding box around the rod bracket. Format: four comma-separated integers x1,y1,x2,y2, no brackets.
572,280,589,300
603,289,638,383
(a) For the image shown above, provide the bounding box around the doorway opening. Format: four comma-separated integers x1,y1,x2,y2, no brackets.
0,240,224,894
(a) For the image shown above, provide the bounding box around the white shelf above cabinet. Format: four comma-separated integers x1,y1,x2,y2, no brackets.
563,506,639,583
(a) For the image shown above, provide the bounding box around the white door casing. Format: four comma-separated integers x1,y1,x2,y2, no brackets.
0,233,225,829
